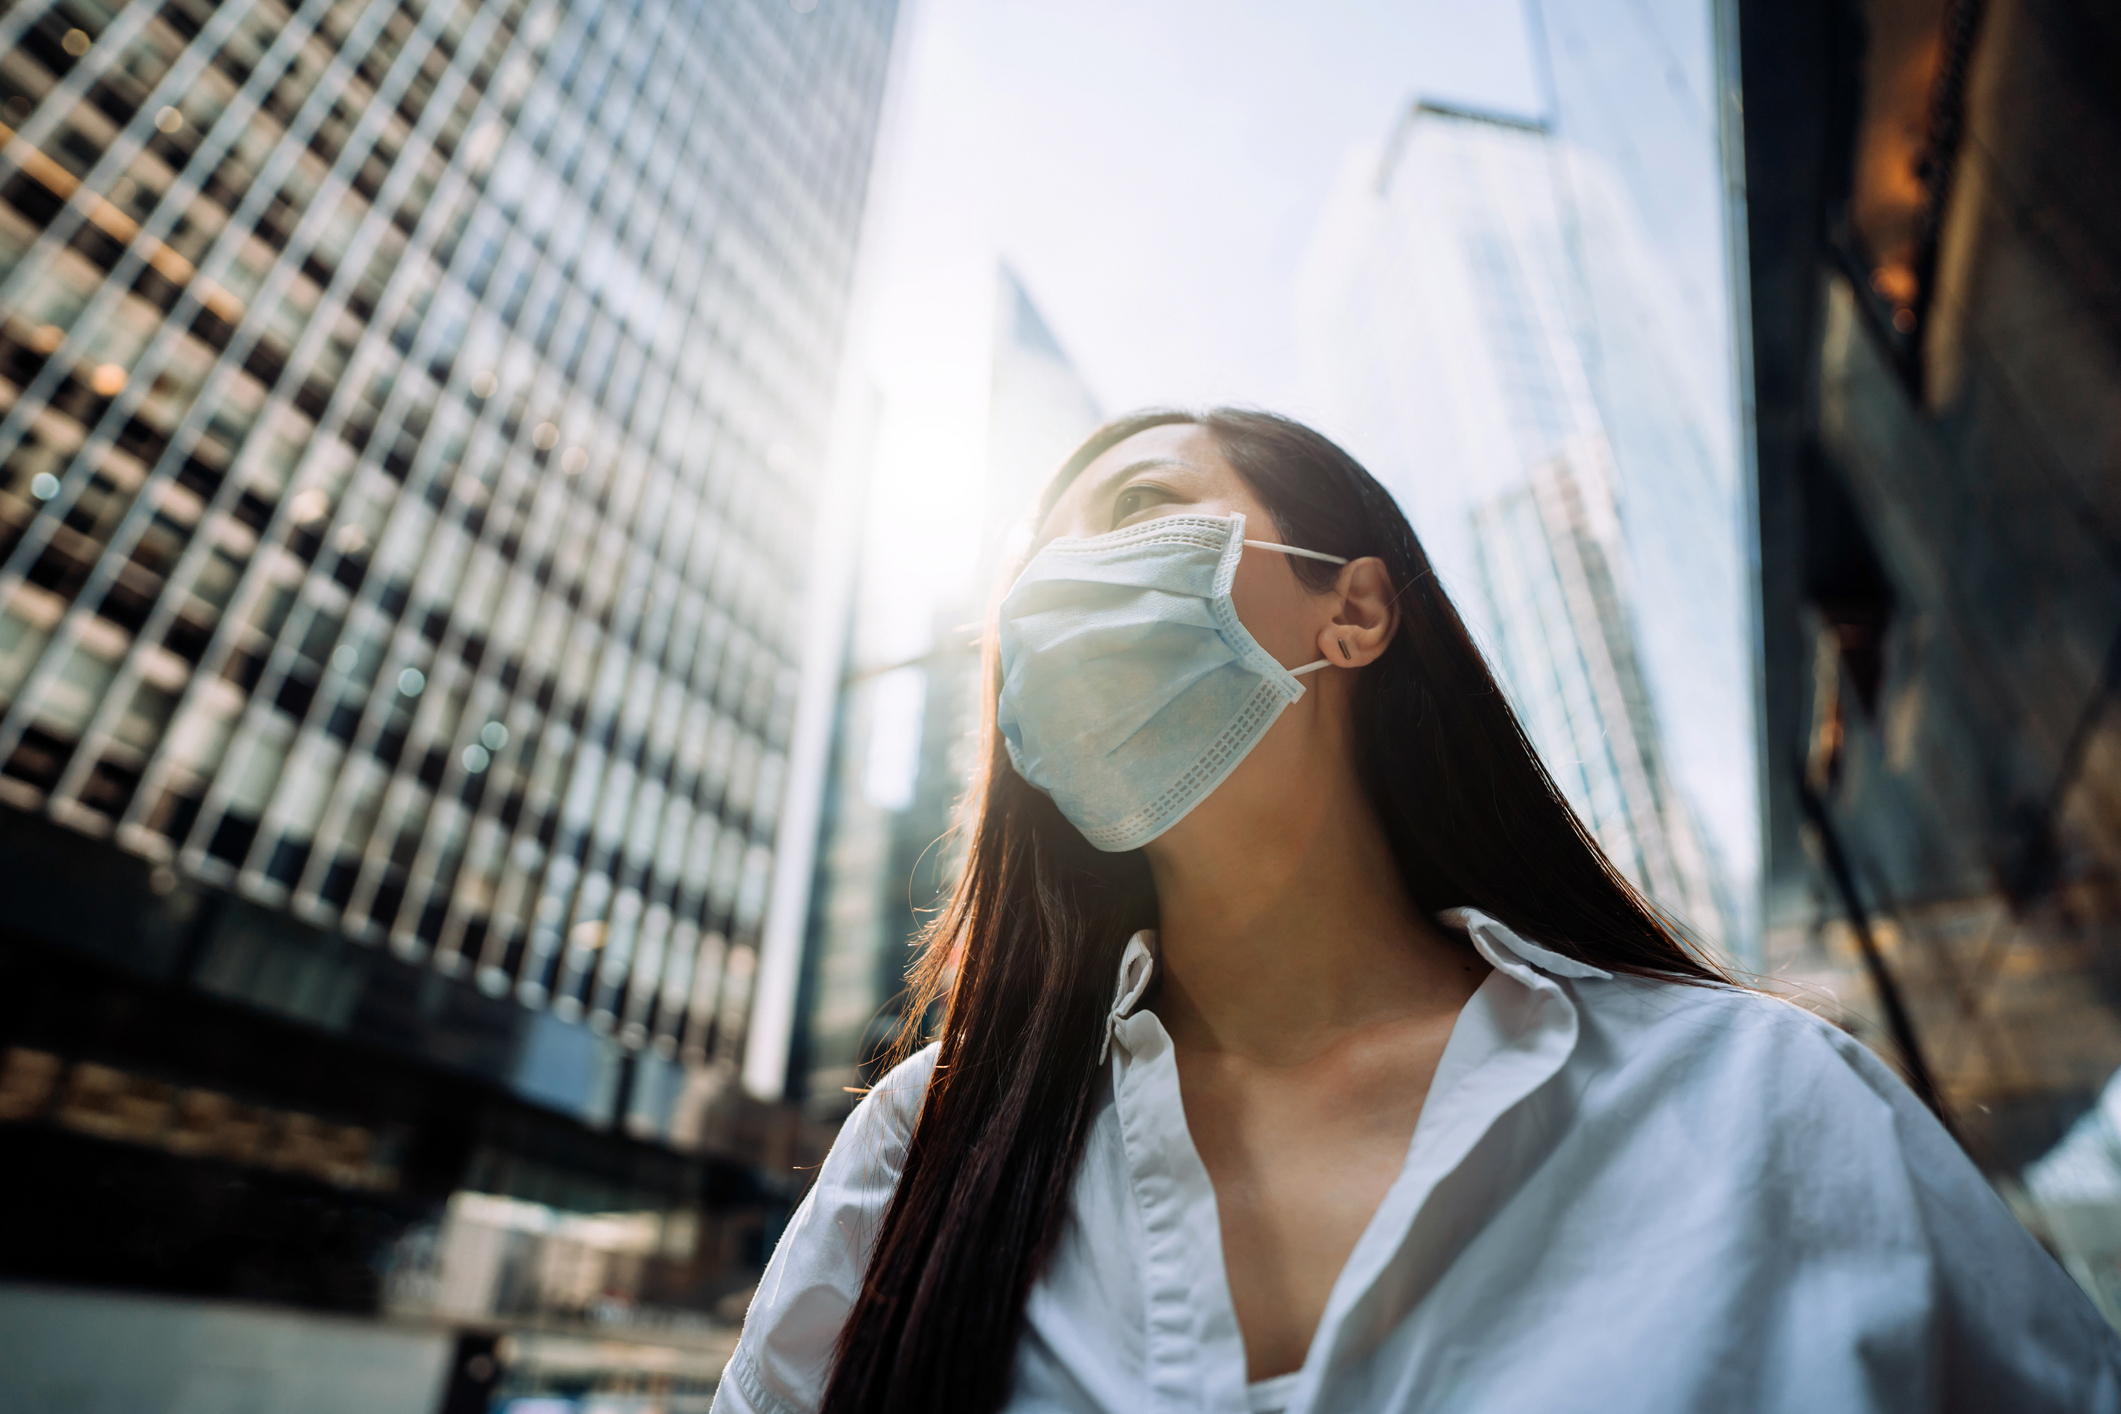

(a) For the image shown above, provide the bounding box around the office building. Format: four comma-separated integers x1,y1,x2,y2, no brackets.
0,0,900,1402
1526,0,1738,471
796,265,1098,1113
1735,0,2121,1320
980,263,1102,578
1525,0,1756,930
1295,101,1740,948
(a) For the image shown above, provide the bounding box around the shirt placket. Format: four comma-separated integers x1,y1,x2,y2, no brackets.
1098,916,1597,1414
1281,918,1601,1414
1107,975,1255,1413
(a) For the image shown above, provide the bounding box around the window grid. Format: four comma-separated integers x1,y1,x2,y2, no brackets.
0,0,897,1082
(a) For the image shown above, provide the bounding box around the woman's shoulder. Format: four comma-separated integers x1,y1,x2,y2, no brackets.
828,1042,939,1179
716,1043,939,1414
1585,967,1867,1059
1573,970,1920,1127
1454,908,1903,1126
1569,972,2005,1235
1567,972,2121,1399
759,1040,939,1295
862,1041,941,1120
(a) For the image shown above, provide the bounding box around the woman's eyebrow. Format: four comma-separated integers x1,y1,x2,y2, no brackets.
1034,456,1200,541
1085,456,1197,505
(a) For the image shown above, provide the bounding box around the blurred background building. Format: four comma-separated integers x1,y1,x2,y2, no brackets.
0,0,901,1405
793,263,1098,1115
1296,99,1742,952
980,264,1102,581
1734,0,2121,1320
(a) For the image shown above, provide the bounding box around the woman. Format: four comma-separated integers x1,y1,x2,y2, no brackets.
716,410,2118,1413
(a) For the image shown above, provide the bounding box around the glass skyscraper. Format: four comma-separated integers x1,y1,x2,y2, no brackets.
0,0,898,1402
796,265,1099,1113
1296,100,1745,948
981,263,1101,578
1,0,895,1065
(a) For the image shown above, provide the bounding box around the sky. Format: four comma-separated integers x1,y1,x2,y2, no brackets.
851,0,1547,667
834,0,1758,929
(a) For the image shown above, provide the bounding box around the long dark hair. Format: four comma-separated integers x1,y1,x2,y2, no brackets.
820,409,1721,1413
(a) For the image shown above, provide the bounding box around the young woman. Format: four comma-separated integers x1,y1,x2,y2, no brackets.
715,410,2118,1414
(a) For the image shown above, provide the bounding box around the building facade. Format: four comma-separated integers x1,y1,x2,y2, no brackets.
795,265,1100,1115
980,263,1101,580
0,0,899,1402
1735,0,2121,1321
1295,101,1742,949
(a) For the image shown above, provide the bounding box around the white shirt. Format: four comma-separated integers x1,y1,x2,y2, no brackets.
715,909,2120,1413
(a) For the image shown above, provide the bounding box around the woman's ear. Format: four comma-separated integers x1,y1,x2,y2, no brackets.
1316,557,1398,668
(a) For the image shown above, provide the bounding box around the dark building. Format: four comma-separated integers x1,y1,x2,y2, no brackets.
0,0,900,1404
1734,0,2121,1316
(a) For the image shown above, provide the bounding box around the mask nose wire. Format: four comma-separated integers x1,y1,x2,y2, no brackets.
1239,536,1352,675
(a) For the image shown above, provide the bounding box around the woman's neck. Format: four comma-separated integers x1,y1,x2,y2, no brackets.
1144,732,1480,1066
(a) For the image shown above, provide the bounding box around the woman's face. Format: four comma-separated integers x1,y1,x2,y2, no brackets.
1031,423,1332,678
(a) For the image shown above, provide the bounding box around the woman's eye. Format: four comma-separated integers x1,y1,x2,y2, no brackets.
1114,486,1161,524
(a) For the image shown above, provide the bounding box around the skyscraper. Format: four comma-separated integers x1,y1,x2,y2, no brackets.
1295,100,1743,947
981,264,1102,577
0,0,899,1402
796,265,1099,1113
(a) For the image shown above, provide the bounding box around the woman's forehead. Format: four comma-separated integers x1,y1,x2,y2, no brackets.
1079,423,1217,483
1048,425,1232,520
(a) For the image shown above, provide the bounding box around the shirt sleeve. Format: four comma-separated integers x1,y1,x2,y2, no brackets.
713,1044,939,1414
1824,1025,2121,1412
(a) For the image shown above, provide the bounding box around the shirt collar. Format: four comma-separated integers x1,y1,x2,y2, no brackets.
1101,931,1159,1064
1099,910,1608,1065
1436,907,1613,981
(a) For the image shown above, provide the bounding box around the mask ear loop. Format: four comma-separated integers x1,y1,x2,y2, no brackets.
1242,538,1351,676
1243,539,1348,566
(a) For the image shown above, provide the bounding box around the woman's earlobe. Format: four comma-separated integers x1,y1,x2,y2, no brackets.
1319,624,1375,668
1321,557,1397,667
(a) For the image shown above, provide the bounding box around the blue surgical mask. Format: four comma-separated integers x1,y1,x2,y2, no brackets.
996,512,1348,851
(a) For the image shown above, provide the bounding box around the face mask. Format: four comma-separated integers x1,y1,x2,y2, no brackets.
996,511,1349,852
